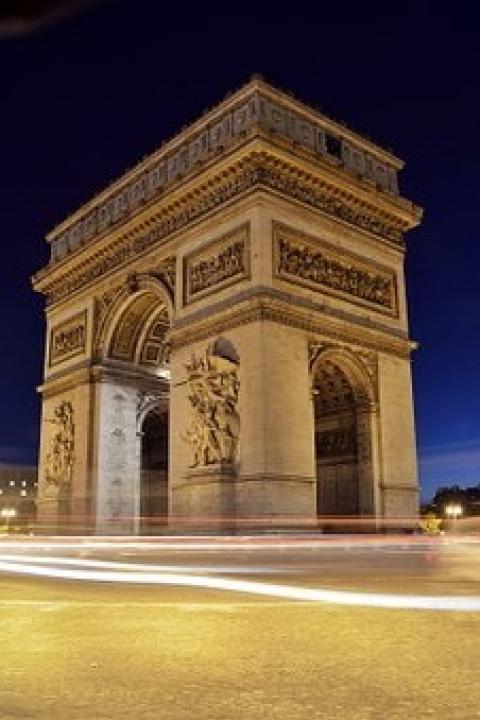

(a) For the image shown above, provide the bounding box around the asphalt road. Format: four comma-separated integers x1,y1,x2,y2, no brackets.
0,536,479,720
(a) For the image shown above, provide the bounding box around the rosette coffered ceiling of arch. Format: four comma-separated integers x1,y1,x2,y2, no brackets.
313,361,355,413
137,308,170,367
108,292,169,365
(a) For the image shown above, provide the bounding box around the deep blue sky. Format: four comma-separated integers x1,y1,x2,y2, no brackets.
1,1,479,501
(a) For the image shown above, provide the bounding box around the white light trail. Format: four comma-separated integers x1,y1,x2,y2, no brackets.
0,554,289,575
0,536,472,552
0,555,480,611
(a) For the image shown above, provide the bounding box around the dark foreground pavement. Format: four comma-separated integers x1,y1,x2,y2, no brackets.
0,537,479,720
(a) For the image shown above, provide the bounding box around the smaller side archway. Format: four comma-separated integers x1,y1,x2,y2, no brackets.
139,405,169,534
311,347,379,530
101,275,173,369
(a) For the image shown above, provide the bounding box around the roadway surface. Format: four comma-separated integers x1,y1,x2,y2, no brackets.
0,535,479,720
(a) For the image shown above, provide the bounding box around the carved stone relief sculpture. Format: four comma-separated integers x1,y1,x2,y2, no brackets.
183,225,250,305
184,346,240,467
49,311,87,366
45,400,75,491
275,224,397,315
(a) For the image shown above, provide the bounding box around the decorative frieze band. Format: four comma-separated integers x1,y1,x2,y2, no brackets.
273,224,398,316
48,85,400,265
168,295,412,359
183,224,250,305
43,159,404,306
49,311,87,367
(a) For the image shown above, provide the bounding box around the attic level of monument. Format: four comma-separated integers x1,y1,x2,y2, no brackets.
37,76,421,280
33,78,422,534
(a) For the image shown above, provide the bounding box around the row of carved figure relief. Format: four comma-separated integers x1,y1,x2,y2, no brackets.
277,238,394,311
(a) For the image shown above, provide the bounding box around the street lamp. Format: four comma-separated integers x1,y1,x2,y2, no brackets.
1,507,17,533
444,502,463,532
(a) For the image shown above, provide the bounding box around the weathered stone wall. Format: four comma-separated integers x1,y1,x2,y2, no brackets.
93,381,140,534
377,353,419,518
170,318,316,522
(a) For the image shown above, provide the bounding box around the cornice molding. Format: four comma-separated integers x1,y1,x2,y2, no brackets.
44,78,410,264
380,483,419,492
38,366,92,398
34,149,418,307
168,291,413,359
173,283,407,338
40,362,168,397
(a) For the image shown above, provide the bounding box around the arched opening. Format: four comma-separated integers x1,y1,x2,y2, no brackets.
312,351,375,530
140,408,169,534
107,291,170,369
97,277,173,534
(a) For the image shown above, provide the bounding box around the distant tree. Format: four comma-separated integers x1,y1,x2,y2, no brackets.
430,484,480,519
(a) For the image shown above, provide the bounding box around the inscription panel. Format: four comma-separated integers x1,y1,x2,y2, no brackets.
183,224,250,305
49,310,87,367
273,223,398,316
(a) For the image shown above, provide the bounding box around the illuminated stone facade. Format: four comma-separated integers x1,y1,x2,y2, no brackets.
0,464,37,527
33,77,422,533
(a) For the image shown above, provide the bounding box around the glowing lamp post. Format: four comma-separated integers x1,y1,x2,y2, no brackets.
444,503,463,532
1,507,17,533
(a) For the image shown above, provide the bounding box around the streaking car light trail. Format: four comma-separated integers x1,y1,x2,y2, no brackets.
0,554,292,575
1,553,480,611
0,534,475,551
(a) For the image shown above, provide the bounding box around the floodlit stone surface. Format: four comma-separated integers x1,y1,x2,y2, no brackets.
32,78,422,532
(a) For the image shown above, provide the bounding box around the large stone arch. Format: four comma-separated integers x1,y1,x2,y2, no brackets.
92,274,174,534
310,345,376,407
100,274,173,367
311,345,380,528
34,80,420,536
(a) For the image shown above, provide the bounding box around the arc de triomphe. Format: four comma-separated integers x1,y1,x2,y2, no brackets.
33,77,422,534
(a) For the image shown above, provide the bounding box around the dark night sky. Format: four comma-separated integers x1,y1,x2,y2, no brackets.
1,0,479,501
